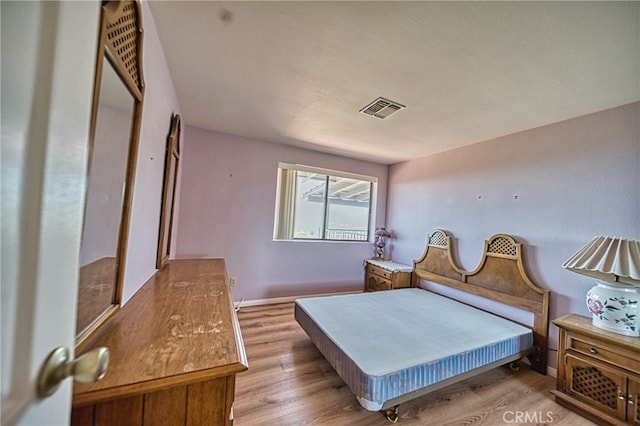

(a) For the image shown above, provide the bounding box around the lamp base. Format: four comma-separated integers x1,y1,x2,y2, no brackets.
586,281,639,337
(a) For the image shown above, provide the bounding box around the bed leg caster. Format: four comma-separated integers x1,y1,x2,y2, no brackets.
383,405,400,423
509,360,520,372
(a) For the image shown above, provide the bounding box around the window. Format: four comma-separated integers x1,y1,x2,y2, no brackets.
274,163,375,241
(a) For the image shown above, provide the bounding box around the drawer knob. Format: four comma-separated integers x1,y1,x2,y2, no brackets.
588,347,599,355
618,390,626,400
629,394,636,405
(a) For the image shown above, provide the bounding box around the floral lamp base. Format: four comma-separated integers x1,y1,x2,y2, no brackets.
586,281,639,337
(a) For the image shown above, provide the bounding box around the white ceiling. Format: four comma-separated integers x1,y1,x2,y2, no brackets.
148,1,639,165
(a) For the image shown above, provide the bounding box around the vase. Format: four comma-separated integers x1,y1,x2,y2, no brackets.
586,280,639,337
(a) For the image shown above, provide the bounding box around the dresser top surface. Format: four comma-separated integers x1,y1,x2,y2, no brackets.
74,259,247,400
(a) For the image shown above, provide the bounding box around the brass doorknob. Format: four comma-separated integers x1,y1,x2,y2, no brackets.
37,346,109,398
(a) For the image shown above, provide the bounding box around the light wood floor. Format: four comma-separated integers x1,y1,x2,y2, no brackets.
234,303,594,425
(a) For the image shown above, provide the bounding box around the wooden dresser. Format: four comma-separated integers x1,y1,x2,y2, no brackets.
552,314,640,426
72,259,248,426
364,259,412,292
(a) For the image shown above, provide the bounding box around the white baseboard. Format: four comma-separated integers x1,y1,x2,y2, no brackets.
547,365,557,377
236,290,361,308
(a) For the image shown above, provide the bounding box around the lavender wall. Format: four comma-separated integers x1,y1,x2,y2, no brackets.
175,127,389,301
386,102,640,367
121,0,183,304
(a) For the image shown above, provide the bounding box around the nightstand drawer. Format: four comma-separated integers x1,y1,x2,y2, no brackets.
569,334,639,373
369,278,392,291
367,264,391,280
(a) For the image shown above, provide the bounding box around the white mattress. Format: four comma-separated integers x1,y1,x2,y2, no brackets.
295,288,533,410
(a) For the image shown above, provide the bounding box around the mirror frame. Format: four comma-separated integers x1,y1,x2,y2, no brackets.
76,0,145,349
156,114,181,269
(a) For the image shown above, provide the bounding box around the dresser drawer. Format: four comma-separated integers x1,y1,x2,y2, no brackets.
568,333,639,373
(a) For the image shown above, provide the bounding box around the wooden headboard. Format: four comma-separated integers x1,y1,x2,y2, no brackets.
412,229,550,374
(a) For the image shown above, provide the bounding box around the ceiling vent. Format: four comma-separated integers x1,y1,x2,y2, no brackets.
360,97,405,119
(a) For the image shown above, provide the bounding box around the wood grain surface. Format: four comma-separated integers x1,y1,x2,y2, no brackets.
73,259,247,405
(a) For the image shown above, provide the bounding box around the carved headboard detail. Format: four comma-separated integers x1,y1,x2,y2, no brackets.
412,229,464,282
412,229,550,374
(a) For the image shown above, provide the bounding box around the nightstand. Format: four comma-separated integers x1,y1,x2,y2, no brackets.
551,314,640,425
364,259,412,292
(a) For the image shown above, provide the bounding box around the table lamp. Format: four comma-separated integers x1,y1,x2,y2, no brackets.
374,227,391,259
563,236,640,337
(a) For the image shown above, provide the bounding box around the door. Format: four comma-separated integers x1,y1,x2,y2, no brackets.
628,375,640,425
1,1,100,424
565,354,627,421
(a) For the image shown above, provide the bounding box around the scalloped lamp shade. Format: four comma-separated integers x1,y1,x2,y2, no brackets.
563,236,640,337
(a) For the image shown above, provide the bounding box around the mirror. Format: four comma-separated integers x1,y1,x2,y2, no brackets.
76,59,134,336
76,0,145,346
156,114,181,269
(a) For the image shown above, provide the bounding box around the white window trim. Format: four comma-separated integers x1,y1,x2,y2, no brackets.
273,163,376,241
277,162,378,184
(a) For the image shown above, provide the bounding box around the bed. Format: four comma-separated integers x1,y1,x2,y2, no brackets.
294,230,550,422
